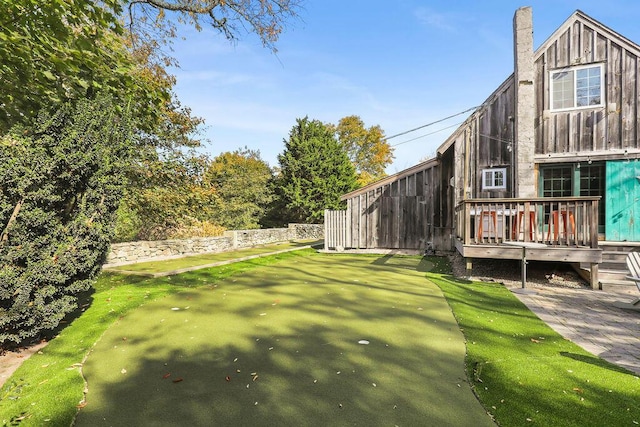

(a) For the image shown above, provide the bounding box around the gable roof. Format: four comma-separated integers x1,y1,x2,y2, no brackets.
535,9,640,60
340,157,438,200
341,9,640,200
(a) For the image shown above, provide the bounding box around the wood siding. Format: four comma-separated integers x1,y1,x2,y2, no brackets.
475,82,515,198
341,161,446,250
334,10,640,253
442,77,517,201
324,209,349,250
535,15,640,155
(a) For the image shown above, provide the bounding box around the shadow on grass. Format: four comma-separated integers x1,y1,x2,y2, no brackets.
429,271,640,427
74,254,494,427
4,288,97,354
41,287,96,341
559,351,633,375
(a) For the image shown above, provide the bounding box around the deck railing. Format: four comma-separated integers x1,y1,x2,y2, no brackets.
455,197,600,248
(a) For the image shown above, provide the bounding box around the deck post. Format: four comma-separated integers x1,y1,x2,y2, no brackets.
523,201,531,242
465,257,473,272
464,203,471,245
590,200,599,248
521,246,527,287
589,263,599,290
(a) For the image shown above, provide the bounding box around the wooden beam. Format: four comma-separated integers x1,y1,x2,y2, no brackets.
535,149,640,164
590,200,599,248
457,244,602,264
589,263,599,290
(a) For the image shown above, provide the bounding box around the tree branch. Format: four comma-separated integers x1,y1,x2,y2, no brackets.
126,0,301,51
1,199,23,243
129,0,221,14
87,195,106,226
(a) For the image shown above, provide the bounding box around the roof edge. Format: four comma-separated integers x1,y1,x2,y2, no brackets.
340,157,439,200
437,73,515,156
534,9,640,59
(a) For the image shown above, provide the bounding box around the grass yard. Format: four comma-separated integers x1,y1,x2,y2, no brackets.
74,253,491,426
1,250,638,426
0,251,309,426
428,270,640,427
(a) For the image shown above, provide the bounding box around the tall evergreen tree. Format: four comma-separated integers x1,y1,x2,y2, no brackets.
273,117,358,223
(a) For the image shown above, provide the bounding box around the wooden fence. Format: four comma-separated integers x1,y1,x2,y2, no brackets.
324,209,349,250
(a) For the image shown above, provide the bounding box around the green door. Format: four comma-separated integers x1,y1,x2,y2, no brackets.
606,160,640,241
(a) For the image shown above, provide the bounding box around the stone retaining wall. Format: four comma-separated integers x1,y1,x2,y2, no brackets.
105,224,323,266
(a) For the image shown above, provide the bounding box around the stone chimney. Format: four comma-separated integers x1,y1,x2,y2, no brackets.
513,6,536,198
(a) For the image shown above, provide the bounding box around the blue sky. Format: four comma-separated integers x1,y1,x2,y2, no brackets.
168,0,640,173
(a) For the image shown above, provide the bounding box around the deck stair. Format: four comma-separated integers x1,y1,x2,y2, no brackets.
578,242,640,294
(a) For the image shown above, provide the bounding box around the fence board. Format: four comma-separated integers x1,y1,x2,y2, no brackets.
324,209,348,249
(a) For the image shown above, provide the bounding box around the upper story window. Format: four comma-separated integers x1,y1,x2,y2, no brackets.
550,64,604,110
482,168,507,190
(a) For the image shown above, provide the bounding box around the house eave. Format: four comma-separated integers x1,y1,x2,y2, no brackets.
436,74,516,157
535,148,640,164
534,10,640,61
340,157,439,200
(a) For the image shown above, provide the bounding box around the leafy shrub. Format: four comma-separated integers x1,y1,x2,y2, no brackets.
0,96,132,348
168,218,226,239
112,199,143,243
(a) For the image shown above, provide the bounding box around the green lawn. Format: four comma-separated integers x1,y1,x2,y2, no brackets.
428,269,640,427
74,253,490,426
2,251,638,426
0,251,310,426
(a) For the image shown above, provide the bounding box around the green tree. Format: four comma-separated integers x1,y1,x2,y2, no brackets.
333,115,394,186
0,0,302,346
0,0,302,132
115,152,221,241
0,96,133,347
205,148,273,229
0,1,130,131
273,117,358,224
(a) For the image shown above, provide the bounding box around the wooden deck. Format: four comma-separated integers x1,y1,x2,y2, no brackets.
455,197,602,287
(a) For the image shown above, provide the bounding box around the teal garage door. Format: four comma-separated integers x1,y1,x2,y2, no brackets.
606,160,640,241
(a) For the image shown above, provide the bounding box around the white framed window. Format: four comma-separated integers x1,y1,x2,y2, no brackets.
482,168,507,190
550,64,604,110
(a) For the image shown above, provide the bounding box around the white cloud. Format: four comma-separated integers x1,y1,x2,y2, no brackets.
193,101,294,134
414,7,457,32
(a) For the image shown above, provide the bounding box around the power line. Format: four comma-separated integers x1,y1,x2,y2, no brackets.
391,121,464,147
477,133,513,145
385,106,480,141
